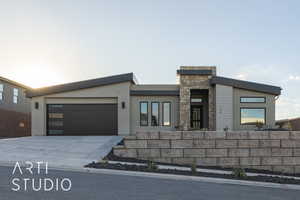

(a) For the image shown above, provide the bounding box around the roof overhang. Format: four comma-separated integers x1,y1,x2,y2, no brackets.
0,76,31,90
27,73,137,98
210,76,282,95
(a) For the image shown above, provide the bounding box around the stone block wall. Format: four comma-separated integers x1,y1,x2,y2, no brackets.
113,131,300,174
178,66,216,131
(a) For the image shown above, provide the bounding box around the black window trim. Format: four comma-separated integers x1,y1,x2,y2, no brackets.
151,102,160,126
140,101,149,126
162,101,171,127
240,107,266,125
240,96,266,103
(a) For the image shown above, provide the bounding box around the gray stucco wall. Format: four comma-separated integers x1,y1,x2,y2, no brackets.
130,95,180,134
31,82,131,136
233,88,276,130
215,84,233,131
130,84,180,134
0,80,30,113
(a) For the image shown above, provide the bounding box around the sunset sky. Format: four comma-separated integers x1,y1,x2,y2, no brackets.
0,0,300,120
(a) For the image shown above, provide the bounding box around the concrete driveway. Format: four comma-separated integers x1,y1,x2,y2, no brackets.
0,136,122,168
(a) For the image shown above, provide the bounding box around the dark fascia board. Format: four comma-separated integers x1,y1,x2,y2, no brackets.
177,69,213,75
210,76,282,95
27,73,136,98
0,76,32,90
130,90,180,96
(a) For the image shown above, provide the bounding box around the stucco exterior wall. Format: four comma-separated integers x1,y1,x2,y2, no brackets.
130,95,180,134
233,88,276,130
215,85,233,131
31,82,131,136
131,84,179,91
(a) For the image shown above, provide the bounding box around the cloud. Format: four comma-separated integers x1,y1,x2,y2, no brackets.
288,75,300,81
236,73,247,80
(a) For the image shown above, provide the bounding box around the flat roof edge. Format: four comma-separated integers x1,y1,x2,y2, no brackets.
27,73,136,98
130,90,180,96
210,76,281,95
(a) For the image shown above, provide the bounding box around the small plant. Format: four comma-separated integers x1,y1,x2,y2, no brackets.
147,161,158,171
232,168,247,179
190,161,197,174
99,158,109,165
287,121,293,131
223,126,229,132
255,121,264,130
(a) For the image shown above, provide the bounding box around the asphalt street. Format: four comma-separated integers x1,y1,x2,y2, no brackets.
0,165,299,200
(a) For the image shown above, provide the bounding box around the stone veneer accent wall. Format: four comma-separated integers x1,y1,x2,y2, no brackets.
178,66,216,130
113,131,300,174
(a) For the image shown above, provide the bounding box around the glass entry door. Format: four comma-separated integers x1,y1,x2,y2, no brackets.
191,105,203,129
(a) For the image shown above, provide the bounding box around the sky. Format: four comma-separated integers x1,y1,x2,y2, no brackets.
0,0,299,120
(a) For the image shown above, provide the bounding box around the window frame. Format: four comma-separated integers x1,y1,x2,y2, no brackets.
13,88,18,104
240,107,266,125
151,102,160,126
139,101,149,126
162,101,171,127
0,84,3,101
240,97,266,103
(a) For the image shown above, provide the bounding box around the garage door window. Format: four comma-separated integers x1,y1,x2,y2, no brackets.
47,104,64,135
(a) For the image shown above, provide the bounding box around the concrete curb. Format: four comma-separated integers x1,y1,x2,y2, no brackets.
1,161,299,191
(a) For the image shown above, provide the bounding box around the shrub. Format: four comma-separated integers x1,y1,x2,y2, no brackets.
190,162,197,174
147,161,158,171
232,168,247,179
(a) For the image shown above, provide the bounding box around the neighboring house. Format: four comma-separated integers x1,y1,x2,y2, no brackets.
27,66,281,136
0,76,31,137
276,117,300,131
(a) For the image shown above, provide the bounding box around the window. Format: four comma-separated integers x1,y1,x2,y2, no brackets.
191,98,203,103
151,102,159,126
140,102,148,126
0,84,3,101
162,102,171,126
13,88,18,104
47,104,64,135
240,108,266,125
240,97,266,103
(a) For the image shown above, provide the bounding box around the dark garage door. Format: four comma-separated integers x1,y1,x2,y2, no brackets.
47,104,118,136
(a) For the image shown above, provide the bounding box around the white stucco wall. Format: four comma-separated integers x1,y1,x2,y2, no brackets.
215,84,233,131
31,82,131,136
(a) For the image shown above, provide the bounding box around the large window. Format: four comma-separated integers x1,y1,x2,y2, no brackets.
13,88,18,104
151,102,159,126
0,84,3,101
240,108,266,125
140,102,148,126
240,97,266,103
162,102,171,126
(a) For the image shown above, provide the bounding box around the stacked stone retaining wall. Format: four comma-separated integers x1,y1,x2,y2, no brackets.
113,131,300,174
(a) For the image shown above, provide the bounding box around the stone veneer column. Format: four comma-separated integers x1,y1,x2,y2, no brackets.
179,66,216,131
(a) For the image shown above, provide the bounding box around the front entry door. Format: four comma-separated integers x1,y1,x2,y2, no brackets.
191,105,203,129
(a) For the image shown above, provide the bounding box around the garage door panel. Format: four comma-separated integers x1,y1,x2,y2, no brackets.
47,104,118,136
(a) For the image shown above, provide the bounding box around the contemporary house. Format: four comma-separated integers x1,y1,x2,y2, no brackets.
276,117,300,131
0,76,31,137
27,66,281,136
